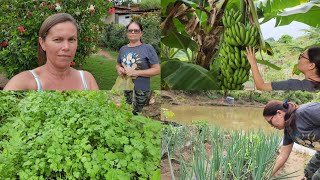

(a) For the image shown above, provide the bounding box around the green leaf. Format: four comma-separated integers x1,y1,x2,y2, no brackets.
150,170,161,180
74,171,80,178
276,3,320,27
161,60,219,90
257,0,307,20
256,59,281,70
161,0,176,14
161,30,198,52
248,0,266,49
292,64,302,76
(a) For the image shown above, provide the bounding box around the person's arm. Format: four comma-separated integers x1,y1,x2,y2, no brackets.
116,63,126,76
271,143,294,177
84,71,99,90
245,47,272,91
125,64,160,77
3,71,34,90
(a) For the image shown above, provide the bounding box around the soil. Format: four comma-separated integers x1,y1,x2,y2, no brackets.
0,73,8,90
161,90,265,108
110,91,161,121
95,49,116,61
141,92,161,121
277,151,311,179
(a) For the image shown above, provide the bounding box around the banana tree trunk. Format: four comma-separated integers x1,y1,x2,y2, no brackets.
195,31,221,69
161,0,229,70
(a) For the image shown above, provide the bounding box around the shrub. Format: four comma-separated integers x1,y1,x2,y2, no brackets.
101,24,128,51
138,0,161,10
0,0,112,78
101,12,160,55
0,91,162,179
133,12,161,55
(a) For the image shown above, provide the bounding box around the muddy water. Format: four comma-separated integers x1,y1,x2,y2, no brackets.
162,104,276,133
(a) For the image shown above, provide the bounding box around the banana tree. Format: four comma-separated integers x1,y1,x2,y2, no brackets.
161,0,320,90
161,0,230,90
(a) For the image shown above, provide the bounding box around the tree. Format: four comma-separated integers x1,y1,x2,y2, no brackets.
160,0,320,90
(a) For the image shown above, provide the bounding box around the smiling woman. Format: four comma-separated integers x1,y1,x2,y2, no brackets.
4,13,99,90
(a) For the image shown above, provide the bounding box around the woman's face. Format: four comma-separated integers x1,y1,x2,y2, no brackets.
264,110,286,130
298,51,315,73
39,21,77,68
127,23,143,43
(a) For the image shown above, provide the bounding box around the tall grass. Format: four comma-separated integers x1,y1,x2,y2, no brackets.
161,124,293,179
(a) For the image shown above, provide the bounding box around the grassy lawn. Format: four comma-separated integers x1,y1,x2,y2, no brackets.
82,50,160,90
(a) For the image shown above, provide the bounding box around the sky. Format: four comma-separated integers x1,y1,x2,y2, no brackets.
260,18,310,41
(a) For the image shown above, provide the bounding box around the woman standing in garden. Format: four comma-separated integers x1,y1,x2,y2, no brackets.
115,21,160,114
4,13,99,90
263,100,320,179
245,46,320,91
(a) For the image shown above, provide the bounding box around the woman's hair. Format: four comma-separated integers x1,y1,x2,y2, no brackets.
263,100,298,129
38,13,79,65
307,46,320,77
126,21,143,32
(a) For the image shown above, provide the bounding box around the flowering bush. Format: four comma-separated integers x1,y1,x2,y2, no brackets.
0,0,112,78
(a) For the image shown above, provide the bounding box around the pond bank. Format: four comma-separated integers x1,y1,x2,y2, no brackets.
161,90,265,108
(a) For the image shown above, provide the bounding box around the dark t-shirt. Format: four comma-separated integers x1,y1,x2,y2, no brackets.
271,79,320,91
117,44,159,90
283,102,320,151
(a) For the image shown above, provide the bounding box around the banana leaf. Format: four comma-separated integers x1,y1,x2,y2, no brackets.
256,59,281,70
161,60,219,90
257,0,307,24
161,30,198,52
277,2,320,27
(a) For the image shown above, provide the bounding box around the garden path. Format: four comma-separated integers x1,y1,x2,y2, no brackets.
95,49,116,61
0,73,8,90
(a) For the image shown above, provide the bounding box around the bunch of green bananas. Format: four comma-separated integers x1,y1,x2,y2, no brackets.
219,9,259,90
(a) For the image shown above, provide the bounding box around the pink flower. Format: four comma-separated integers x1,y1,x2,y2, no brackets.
108,7,115,14
0,41,9,47
48,5,55,9
18,26,26,33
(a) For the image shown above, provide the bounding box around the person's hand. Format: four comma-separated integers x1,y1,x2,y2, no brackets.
245,46,257,66
116,66,126,76
124,67,138,77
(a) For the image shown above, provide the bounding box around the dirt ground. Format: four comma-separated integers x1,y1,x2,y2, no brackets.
161,90,265,108
277,151,311,179
95,49,116,61
160,90,312,180
0,73,8,90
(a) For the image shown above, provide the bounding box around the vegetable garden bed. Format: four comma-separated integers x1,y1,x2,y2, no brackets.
0,91,161,180
161,123,296,180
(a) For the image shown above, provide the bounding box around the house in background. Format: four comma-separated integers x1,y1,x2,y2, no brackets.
106,0,159,26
